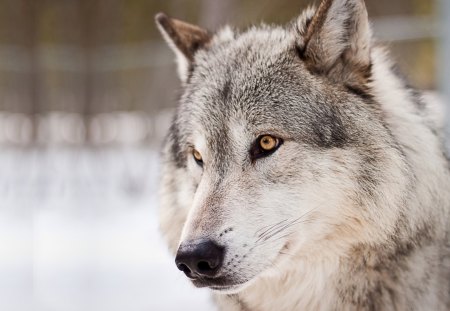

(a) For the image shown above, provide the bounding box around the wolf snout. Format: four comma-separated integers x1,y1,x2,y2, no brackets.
175,239,225,279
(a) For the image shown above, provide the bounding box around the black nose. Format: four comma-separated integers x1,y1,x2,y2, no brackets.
175,239,225,278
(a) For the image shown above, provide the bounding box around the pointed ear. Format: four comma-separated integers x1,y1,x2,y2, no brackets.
296,0,372,89
155,13,212,83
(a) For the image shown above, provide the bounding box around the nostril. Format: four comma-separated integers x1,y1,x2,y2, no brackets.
197,260,214,272
177,263,191,274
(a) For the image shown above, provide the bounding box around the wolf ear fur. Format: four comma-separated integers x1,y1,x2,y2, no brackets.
296,0,372,88
155,13,212,83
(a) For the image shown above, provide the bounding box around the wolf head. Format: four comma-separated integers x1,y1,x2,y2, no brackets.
156,0,409,293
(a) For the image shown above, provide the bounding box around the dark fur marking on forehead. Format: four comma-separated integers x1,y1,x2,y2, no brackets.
167,121,186,168
202,118,232,179
310,104,350,148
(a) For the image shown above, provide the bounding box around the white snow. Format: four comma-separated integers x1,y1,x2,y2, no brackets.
0,146,216,311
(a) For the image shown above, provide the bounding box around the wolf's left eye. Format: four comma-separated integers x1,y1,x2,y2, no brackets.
192,149,203,167
250,135,282,161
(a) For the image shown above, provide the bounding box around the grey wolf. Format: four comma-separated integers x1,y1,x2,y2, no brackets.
155,0,450,309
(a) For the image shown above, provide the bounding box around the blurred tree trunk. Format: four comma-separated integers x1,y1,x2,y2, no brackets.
21,0,40,141
79,0,94,142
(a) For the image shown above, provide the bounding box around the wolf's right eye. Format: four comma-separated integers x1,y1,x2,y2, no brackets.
250,135,282,162
192,149,203,167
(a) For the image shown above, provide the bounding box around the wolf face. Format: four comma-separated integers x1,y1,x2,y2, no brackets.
156,0,407,292
156,0,446,300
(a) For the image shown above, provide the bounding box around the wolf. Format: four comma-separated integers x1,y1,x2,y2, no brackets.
155,0,450,309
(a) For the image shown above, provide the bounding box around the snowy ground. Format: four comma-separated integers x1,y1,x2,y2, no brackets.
0,146,216,311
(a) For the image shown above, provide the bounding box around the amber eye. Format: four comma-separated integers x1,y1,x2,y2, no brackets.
259,135,278,151
250,135,282,161
192,149,203,166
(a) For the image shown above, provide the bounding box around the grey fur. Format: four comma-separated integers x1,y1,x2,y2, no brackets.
156,0,450,310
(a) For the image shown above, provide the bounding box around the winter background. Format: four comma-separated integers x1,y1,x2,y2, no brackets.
0,0,449,310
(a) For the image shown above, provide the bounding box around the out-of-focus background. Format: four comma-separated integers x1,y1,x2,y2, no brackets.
0,0,448,310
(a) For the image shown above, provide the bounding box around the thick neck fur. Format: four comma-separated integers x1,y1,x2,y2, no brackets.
214,47,450,311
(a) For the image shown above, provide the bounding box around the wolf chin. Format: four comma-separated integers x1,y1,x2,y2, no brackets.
155,0,450,309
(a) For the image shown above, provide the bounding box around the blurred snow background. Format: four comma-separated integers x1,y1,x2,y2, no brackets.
0,144,215,311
